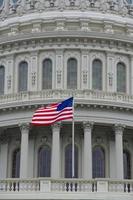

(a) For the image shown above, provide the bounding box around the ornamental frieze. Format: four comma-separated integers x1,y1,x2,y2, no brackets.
0,0,132,20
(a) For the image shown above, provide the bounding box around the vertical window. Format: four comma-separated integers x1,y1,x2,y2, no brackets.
0,0,4,7
18,61,28,92
92,59,102,90
42,59,52,89
12,0,18,3
123,150,131,179
65,144,78,178
93,146,105,178
38,146,51,177
0,66,5,95
67,58,77,89
12,149,20,178
127,0,133,4
117,62,126,93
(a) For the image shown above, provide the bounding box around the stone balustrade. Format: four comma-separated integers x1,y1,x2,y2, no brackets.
0,178,40,192
0,178,133,193
0,90,133,109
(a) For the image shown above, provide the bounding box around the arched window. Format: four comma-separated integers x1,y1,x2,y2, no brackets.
123,150,131,179
42,59,52,89
0,0,4,7
12,0,18,3
18,61,28,92
67,58,77,89
38,146,51,177
93,146,105,178
127,0,133,4
117,62,126,93
0,66,5,95
92,59,102,90
65,144,78,178
12,148,20,178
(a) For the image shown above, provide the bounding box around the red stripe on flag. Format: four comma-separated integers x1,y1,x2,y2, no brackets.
31,99,73,126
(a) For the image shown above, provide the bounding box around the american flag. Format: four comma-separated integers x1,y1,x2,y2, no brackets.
31,97,73,126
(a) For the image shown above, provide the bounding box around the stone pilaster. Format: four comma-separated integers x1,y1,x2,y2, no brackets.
114,124,125,179
81,50,89,90
106,53,114,92
30,51,38,91
51,123,61,178
6,55,14,94
130,56,133,95
19,123,30,178
83,121,93,179
55,50,63,89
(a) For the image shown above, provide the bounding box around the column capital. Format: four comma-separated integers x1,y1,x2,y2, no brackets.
83,121,94,130
114,124,125,135
19,123,30,132
51,122,61,132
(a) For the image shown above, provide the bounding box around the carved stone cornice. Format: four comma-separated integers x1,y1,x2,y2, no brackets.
0,35,132,57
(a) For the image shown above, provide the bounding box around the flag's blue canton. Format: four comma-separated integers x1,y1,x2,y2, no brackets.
57,97,73,111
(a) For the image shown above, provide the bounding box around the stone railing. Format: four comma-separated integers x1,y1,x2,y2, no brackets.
0,90,133,109
0,178,133,193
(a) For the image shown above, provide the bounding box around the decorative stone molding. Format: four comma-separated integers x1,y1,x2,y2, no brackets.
83,121,94,131
7,75,11,89
57,70,61,84
40,135,48,144
1,90,133,113
108,72,113,86
94,136,104,145
0,36,132,57
51,122,61,132
0,0,132,21
31,72,36,85
114,124,125,135
19,123,30,132
82,71,87,84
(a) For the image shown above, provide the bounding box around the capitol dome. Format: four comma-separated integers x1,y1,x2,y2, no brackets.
0,0,133,199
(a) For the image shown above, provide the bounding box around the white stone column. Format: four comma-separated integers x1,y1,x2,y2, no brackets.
130,56,133,95
0,130,8,179
83,122,93,179
28,135,35,178
19,123,29,178
114,124,124,179
51,123,61,178
109,138,115,178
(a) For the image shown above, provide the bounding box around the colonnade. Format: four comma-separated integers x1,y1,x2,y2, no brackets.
18,122,125,179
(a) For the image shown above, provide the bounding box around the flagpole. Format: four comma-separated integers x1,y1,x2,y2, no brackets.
72,96,75,178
